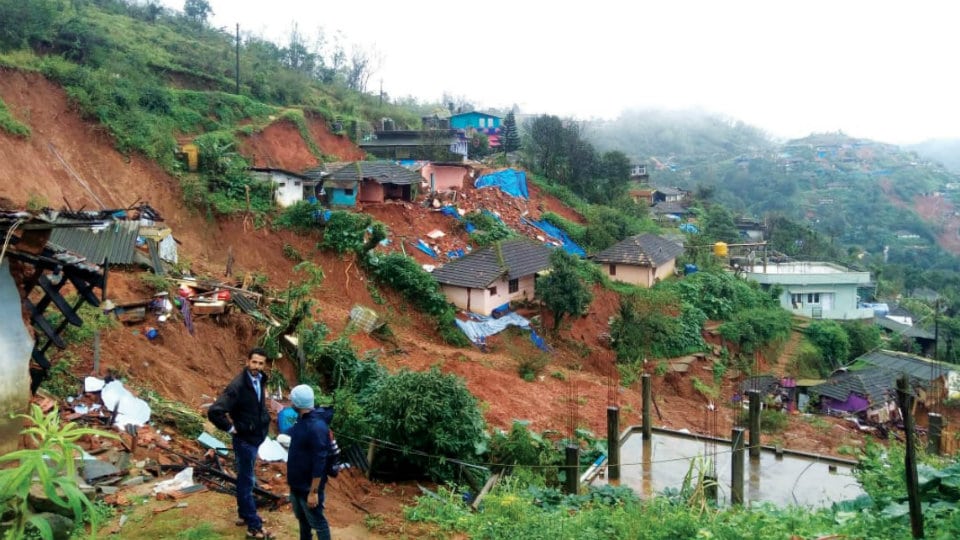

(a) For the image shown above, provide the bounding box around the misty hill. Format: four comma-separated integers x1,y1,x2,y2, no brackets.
908,138,960,174
587,110,960,265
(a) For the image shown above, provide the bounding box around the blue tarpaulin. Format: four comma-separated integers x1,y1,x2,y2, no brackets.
474,169,529,198
522,217,586,257
679,223,699,234
414,239,437,258
455,312,550,352
440,206,460,219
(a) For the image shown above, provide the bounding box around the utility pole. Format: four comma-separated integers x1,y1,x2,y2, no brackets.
897,376,924,538
235,23,241,95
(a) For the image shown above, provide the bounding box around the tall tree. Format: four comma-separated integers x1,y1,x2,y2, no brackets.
183,0,211,26
501,112,520,152
536,250,593,332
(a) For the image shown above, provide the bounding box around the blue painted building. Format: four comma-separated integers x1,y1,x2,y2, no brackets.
324,177,358,206
450,111,501,131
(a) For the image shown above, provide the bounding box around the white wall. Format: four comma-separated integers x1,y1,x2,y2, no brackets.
441,274,536,315
0,260,35,454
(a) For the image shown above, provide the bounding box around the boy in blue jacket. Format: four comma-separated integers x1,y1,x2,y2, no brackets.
286,385,339,540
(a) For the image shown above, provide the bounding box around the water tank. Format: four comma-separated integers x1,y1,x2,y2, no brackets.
713,242,728,257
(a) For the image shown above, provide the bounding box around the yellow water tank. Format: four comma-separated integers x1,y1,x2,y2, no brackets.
182,144,199,172
713,242,728,257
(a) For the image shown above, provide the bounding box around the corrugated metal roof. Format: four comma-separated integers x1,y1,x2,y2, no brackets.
48,221,140,265
859,350,953,380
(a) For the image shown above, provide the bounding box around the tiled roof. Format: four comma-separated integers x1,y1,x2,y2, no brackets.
651,201,690,215
738,374,780,395
48,221,140,265
592,233,684,266
859,350,953,381
811,367,897,405
327,161,421,186
431,238,553,289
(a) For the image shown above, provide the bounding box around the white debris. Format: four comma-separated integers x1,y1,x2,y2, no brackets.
85,376,106,393
153,467,194,495
258,437,288,462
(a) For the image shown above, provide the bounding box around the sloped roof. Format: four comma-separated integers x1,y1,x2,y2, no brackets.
811,367,897,406
875,318,935,340
48,220,140,265
738,374,780,395
592,233,684,266
654,186,684,196
431,238,553,289
651,201,690,215
327,161,421,186
859,350,953,381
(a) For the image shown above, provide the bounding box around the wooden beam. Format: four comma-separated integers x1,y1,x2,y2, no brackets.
68,272,102,306
37,275,82,326
26,300,66,349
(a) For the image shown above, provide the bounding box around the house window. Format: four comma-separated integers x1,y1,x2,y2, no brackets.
609,264,617,276
488,286,498,296
508,278,519,294
791,293,803,308
294,181,301,187
344,188,354,196
807,293,821,305
278,182,286,188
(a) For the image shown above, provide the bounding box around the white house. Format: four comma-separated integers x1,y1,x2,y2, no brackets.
744,261,873,319
249,167,321,208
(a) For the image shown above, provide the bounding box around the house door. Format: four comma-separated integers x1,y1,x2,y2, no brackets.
822,293,834,312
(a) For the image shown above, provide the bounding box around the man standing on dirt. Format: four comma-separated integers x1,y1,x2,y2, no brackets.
287,384,336,540
209,348,273,540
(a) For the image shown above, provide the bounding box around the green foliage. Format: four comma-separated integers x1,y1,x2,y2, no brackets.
790,341,824,379
139,271,172,293
535,250,593,331
60,301,117,345
516,351,549,382
462,210,515,246
0,405,118,540
0,0,60,51
364,251,470,346
759,409,790,434
0,97,30,137
501,111,520,152
274,200,321,232
717,307,792,355
320,211,373,254
487,421,563,479
806,320,851,373
670,270,777,321
842,321,882,361
365,368,486,481
700,204,740,243
609,288,706,361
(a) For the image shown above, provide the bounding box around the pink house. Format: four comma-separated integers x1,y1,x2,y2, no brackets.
420,163,471,193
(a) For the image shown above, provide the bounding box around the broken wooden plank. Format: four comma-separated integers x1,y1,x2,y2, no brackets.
470,472,501,511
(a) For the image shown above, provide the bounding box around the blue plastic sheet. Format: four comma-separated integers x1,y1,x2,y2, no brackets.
414,239,437,258
440,206,460,219
456,312,528,342
679,223,699,234
474,169,529,198
522,218,586,257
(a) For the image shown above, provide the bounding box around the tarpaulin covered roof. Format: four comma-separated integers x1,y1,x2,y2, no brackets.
474,169,528,198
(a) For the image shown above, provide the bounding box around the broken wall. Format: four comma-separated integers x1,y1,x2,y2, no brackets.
0,260,34,455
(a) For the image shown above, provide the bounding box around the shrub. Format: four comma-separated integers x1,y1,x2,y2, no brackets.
274,200,321,232
610,289,706,361
463,210,515,246
806,320,851,372
0,97,30,137
759,409,790,434
320,211,373,254
717,307,792,355
365,252,470,346
364,368,485,481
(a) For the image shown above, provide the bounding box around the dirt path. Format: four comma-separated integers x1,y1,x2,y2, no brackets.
771,329,804,377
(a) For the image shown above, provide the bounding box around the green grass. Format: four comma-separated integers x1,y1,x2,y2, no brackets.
0,96,30,137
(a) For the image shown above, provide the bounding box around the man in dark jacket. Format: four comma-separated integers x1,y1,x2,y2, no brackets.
209,348,272,539
286,384,337,540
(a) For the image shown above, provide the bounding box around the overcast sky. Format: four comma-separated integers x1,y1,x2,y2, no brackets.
160,0,959,144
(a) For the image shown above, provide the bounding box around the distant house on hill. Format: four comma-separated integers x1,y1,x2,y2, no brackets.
743,261,873,320
592,234,684,287
652,186,687,204
449,111,501,132
420,162,472,193
431,238,553,316
249,167,320,207
325,161,421,205
360,129,467,161
650,201,693,221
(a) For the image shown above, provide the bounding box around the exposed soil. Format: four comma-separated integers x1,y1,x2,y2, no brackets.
2,68,878,536
879,178,960,255
238,113,364,171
